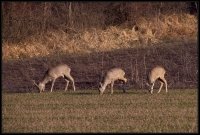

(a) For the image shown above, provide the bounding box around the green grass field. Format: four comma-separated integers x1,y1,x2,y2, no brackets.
2,89,198,133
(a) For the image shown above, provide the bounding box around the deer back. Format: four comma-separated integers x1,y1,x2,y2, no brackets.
48,64,71,78
106,68,125,81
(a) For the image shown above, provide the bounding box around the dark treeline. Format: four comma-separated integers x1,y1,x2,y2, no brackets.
2,2,197,42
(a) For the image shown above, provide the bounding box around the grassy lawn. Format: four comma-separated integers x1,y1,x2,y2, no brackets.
2,89,198,133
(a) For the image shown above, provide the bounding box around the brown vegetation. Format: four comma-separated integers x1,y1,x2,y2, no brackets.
2,2,197,60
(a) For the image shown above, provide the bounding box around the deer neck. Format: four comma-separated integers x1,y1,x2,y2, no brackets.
102,80,110,90
148,78,154,84
40,76,51,84
147,74,152,84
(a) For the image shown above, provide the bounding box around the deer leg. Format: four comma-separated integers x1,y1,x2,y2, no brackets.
122,77,127,83
122,83,126,93
50,79,56,92
70,77,76,91
157,81,164,93
111,81,114,94
162,78,168,93
120,78,126,84
65,75,76,91
150,82,155,94
120,79,126,93
159,77,168,93
64,79,70,91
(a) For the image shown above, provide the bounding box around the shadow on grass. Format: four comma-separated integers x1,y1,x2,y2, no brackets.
2,88,150,96
65,92,98,95
61,89,149,95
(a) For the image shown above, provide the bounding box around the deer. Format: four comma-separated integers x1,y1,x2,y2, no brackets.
33,64,76,93
99,68,127,95
146,66,168,94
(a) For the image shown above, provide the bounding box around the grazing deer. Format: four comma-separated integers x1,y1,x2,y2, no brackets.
33,64,76,93
146,66,168,94
99,68,127,95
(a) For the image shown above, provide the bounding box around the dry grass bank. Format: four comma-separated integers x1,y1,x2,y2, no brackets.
2,13,197,61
